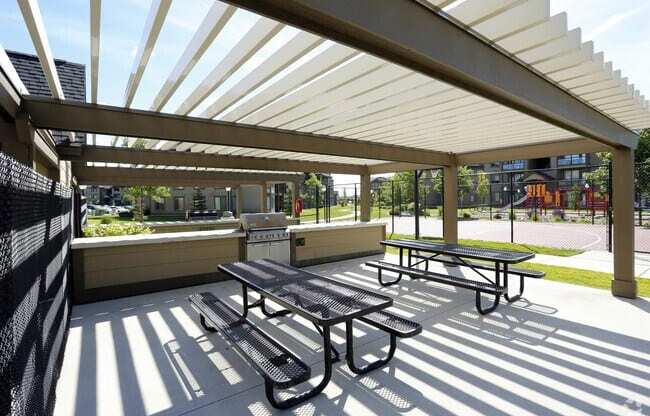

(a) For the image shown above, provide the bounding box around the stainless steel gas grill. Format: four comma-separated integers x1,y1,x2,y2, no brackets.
240,213,291,263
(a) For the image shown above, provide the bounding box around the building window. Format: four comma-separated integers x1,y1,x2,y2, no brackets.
173,197,185,211
558,154,586,166
214,196,226,210
563,169,581,181
503,160,525,170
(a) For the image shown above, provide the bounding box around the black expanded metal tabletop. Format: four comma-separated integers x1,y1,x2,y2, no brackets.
381,239,534,264
218,259,393,325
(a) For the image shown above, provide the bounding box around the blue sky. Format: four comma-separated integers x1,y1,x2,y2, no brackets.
1,0,649,184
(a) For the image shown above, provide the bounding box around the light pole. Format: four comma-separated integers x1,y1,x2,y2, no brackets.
585,183,594,224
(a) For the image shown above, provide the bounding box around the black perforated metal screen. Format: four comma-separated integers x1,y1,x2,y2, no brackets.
0,152,72,416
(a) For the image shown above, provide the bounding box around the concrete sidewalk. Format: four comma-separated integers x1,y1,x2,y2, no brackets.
529,250,650,278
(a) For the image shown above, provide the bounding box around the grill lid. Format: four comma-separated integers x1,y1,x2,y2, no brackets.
240,213,288,231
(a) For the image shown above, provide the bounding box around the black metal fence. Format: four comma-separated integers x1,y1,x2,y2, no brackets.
635,161,650,253
296,162,650,254
0,152,73,416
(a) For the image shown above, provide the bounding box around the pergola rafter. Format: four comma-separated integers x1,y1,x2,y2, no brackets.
23,96,454,166
72,164,301,187
57,144,366,175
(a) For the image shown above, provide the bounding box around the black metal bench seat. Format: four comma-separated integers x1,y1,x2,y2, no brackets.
188,292,311,394
346,309,422,374
365,261,508,314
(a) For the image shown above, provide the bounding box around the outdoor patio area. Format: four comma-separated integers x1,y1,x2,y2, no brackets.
55,254,650,416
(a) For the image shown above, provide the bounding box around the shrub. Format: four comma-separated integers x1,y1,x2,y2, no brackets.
100,216,113,225
462,212,471,219
494,213,502,219
83,223,152,237
436,207,443,217
118,210,134,218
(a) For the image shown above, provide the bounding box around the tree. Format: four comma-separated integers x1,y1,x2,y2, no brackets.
584,129,650,196
192,187,206,210
121,139,171,221
476,171,490,206
304,172,323,208
122,185,171,222
433,167,472,207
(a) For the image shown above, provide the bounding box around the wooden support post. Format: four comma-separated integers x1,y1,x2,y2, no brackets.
611,147,637,298
360,170,371,222
443,165,458,243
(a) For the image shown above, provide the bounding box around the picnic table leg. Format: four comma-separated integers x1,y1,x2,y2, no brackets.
241,285,292,318
312,323,340,362
199,315,217,332
475,262,501,315
503,263,524,303
345,320,397,375
265,325,334,409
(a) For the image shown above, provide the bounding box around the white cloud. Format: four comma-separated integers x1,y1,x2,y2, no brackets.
585,3,648,40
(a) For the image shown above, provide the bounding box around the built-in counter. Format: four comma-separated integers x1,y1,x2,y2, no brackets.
71,221,386,303
289,221,386,267
131,217,299,234
71,229,245,303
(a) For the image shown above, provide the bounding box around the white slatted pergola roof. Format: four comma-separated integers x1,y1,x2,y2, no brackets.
5,0,650,177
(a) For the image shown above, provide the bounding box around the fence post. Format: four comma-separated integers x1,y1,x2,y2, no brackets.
316,185,320,224
391,181,395,235
414,170,420,239
378,186,382,219
608,161,613,252
325,186,329,223
489,184,492,220
354,185,358,222
510,172,514,243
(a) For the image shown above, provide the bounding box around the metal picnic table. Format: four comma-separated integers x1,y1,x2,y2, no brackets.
370,240,543,314
216,259,420,408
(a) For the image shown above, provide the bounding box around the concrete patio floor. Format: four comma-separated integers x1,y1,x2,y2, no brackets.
54,254,650,416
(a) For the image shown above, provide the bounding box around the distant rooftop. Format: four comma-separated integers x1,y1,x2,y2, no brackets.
7,50,85,144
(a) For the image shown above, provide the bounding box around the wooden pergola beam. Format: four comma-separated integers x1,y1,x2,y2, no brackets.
73,165,301,187
57,144,365,174
456,138,610,165
368,162,441,174
22,96,454,166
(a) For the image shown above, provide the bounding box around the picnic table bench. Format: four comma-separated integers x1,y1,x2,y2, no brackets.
189,259,421,409
367,239,544,314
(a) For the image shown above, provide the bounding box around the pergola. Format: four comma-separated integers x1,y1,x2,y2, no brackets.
1,0,649,298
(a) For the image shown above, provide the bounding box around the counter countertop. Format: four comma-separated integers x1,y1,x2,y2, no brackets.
72,229,245,249
149,218,239,227
289,221,386,233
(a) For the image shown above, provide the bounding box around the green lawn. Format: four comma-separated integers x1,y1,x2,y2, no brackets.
300,205,355,220
387,233,582,257
515,263,650,298
87,214,186,225
384,233,650,297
